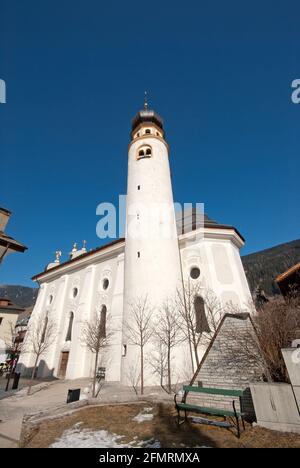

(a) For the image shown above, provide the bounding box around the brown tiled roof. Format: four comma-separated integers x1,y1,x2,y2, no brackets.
0,231,27,252
0,207,12,215
276,262,300,283
0,297,25,313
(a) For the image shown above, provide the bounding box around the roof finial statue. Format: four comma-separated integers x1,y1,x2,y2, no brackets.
55,250,62,263
72,242,77,252
144,90,148,109
82,240,87,251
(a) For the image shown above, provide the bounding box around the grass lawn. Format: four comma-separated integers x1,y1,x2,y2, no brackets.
24,402,300,448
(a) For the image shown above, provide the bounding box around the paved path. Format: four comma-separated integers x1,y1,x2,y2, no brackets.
0,380,173,448
0,378,90,448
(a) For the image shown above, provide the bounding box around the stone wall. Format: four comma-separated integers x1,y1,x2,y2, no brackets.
188,314,266,419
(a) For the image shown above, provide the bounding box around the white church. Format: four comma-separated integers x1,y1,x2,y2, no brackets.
18,103,252,386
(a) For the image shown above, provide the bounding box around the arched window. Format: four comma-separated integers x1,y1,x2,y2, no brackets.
137,145,152,160
41,314,48,343
100,305,107,338
145,129,151,134
65,312,74,341
194,296,210,334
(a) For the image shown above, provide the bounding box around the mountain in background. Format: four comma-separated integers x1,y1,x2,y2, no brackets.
0,284,38,308
1,239,299,307
242,238,300,296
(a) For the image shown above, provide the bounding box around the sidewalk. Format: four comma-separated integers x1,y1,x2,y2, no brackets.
0,378,90,448
0,379,173,448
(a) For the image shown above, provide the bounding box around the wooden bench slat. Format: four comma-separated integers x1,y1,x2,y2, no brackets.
177,402,242,418
183,385,243,397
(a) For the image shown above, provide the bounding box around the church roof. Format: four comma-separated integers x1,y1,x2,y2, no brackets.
131,108,164,133
32,211,244,282
175,208,244,241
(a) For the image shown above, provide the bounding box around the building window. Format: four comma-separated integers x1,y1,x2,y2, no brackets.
194,296,210,334
190,267,200,280
137,145,152,160
102,278,109,290
0,317,3,325
100,305,107,338
137,213,139,220
122,344,127,357
72,287,78,298
137,132,140,137
65,312,74,341
145,129,151,134
137,251,140,258
48,294,53,305
41,315,49,343
137,185,140,190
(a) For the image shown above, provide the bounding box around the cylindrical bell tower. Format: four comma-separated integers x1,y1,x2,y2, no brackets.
121,101,182,386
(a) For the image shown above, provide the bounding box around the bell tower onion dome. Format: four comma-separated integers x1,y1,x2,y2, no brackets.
131,94,165,140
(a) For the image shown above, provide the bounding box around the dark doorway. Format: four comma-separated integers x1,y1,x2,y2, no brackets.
59,351,69,378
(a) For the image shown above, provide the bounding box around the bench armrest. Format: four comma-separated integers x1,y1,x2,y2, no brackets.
174,392,183,406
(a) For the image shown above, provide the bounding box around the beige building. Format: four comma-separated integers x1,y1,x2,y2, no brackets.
0,298,25,362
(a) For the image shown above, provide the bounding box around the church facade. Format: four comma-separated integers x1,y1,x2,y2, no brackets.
18,105,252,386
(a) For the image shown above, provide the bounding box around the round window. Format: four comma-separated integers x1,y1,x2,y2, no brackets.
102,278,109,290
190,267,200,280
72,287,78,298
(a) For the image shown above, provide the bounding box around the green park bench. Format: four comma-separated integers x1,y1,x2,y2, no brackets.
174,385,246,438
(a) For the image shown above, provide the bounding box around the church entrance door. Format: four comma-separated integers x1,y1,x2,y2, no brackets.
59,351,69,378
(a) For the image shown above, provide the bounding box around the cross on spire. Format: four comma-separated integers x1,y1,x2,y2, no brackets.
144,91,148,109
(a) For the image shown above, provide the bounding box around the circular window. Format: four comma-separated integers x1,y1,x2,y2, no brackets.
72,287,78,298
48,294,53,305
102,278,109,290
190,267,200,280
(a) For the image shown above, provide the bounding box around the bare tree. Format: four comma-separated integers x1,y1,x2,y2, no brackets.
124,296,153,395
200,289,224,344
176,282,223,371
126,357,141,396
149,337,168,390
221,310,271,382
254,294,300,382
81,309,113,397
4,322,23,391
23,312,57,395
222,294,300,383
153,301,183,393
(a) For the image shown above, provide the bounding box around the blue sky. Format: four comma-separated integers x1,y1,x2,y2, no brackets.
0,1,299,287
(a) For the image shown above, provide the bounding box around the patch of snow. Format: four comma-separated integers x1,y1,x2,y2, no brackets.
132,407,154,423
50,423,160,449
135,438,161,448
133,413,153,423
191,416,230,428
50,426,128,448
